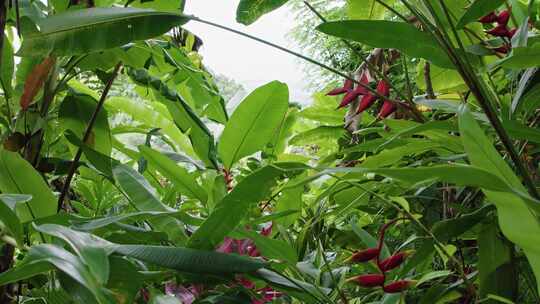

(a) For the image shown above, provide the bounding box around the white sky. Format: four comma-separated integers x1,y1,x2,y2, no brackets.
183,1,313,104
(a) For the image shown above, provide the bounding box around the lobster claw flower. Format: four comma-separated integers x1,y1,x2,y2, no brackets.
347,247,380,263
356,93,378,114
479,12,498,23
376,80,391,97
383,280,416,293
486,24,510,37
346,274,385,288
327,79,354,96
377,100,397,119
497,10,511,25
379,250,413,271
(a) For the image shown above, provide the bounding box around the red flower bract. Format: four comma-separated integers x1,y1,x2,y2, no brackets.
376,80,391,97
356,93,378,114
378,100,397,119
383,280,415,293
347,247,380,263
379,251,411,271
486,24,510,37
347,274,385,288
479,12,498,23
497,10,510,25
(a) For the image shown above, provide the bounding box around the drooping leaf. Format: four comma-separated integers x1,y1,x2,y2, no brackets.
317,20,454,69
19,57,55,110
115,245,266,274
128,68,218,169
18,7,190,56
138,146,207,203
0,149,57,222
236,0,289,25
113,164,173,212
219,81,289,169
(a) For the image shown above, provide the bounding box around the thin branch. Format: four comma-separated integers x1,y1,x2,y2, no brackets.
189,16,402,105
424,62,435,99
57,62,122,212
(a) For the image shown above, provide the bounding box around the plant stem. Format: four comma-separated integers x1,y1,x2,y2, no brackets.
424,62,435,99
57,62,122,212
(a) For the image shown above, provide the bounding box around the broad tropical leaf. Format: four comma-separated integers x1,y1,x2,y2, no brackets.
219,81,289,169
18,7,191,56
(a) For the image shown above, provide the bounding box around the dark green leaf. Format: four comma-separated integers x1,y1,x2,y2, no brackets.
317,20,453,68
18,7,190,56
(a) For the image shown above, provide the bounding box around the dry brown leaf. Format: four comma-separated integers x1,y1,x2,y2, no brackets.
20,57,55,111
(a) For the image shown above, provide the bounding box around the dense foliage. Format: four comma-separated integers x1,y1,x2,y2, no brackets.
2,0,540,303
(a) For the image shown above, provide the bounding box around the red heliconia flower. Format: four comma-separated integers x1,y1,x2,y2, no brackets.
497,10,511,25
327,79,354,96
507,27,517,38
356,93,378,114
383,280,416,293
486,24,510,37
338,90,360,108
376,80,391,97
338,75,370,108
347,274,386,288
377,100,397,119
327,87,349,96
479,12,498,23
347,247,380,263
379,251,413,271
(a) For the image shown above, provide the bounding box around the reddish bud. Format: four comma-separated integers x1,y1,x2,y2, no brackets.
347,247,380,263
507,27,517,38
327,87,349,96
347,274,385,288
338,90,361,108
327,79,354,96
479,12,498,24
377,100,397,119
383,280,415,293
379,251,412,271
356,93,378,114
497,10,511,25
344,79,354,91
486,24,510,37
376,80,391,97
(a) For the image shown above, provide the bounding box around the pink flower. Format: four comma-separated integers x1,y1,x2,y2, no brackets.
164,282,203,304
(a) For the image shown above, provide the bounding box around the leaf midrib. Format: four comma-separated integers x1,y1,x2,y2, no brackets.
227,87,279,168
